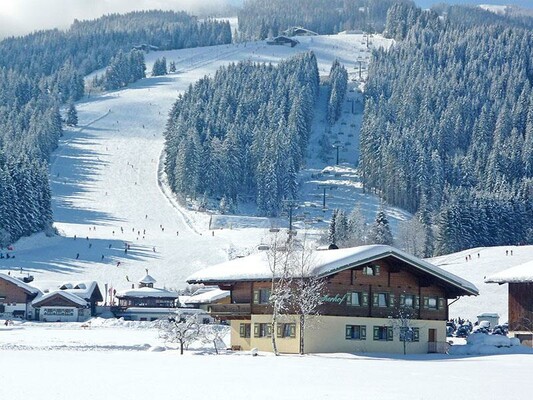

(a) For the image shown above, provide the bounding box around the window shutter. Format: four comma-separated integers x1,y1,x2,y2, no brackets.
290,324,296,338
240,323,245,338
387,327,394,341
389,293,395,307
253,323,260,338
276,324,283,338
362,292,369,306
438,297,445,310
266,324,272,338
253,290,259,304
346,292,352,306
423,297,429,309
372,293,378,307
361,326,367,340
399,294,405,306
373,326,379,340
414,295,420,308
374,265,380,276
346,325,352,339
413,328,420,342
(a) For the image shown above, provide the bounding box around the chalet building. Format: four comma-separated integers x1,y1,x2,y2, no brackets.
32,291,92,322
0,272,40,319
187,245,478,354
112,272,180,321
183,287,230,311
267,36,299,48
486,260,533,346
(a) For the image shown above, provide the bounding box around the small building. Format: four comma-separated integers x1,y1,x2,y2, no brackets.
183,287,230,312
0,272,41,319
33,280,103,317
112,272,180,321
282,26,318,36
476,312,500,328
32,291,90,322
187,245,478,354
267,36,299,48
486,260,533,346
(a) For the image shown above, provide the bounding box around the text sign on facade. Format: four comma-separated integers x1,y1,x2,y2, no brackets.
321,294,347,305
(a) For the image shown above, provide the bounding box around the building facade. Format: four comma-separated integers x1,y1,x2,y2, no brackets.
188,245,478,354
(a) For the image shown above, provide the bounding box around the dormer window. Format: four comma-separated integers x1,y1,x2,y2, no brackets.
363,264,380,276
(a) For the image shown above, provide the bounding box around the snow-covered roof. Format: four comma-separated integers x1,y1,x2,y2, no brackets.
116,286,179,299
184,288,230,305
31,280,100,301
187,245,479,296
0,273,41,295
485,260,533,284
139,274,156,284
32,290,88,308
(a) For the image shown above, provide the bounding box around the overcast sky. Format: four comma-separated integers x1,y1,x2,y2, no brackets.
0,0,531,39
0,0,240,38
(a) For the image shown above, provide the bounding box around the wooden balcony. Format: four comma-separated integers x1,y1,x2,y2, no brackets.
208,303,251,319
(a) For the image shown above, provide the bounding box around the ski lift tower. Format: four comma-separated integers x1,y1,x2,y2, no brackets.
281,199,299,233
317,184,337,210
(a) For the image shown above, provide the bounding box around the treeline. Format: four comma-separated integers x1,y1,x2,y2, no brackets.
164,53,320,216
327,60,348,125
360,3,533,255
0,11,232,245
237,0,412,40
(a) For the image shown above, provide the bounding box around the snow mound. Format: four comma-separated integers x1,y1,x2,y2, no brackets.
148,346,166,352
449,333,533,355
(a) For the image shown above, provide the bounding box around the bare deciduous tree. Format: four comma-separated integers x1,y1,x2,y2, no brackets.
389,303,418,355
200,324,228,354
159,314,200,355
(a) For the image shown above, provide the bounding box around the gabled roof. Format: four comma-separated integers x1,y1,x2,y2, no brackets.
187,245,479,296
485,260,533,284
185,288,230,305
32,280,102,302
32,290,88,308
0,272,41,295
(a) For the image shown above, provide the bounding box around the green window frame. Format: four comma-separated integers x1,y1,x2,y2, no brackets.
253,289,271,305
400,327,420,342
345,325,366,340
276,323,296,338
373,326,393,341
253,323,272,338
346,291,369,307
239,323,251,338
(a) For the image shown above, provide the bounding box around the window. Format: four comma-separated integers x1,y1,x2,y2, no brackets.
424,296,444,310
400,294,418,308
373,326,393,341
253,289,271,305
373,292,394,307
363,264,380,276
400,327,420,342
277,323,296,338
254,323,271,338
346,325,366,340
239,323,251,338
347,291,368,307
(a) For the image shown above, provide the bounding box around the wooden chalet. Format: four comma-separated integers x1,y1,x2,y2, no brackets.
486,260,533,346
0,272,41,319
187,245,478,354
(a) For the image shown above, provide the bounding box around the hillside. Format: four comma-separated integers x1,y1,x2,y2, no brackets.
3,33,408,295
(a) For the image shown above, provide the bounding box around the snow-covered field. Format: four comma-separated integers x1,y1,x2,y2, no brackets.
1,318,533,400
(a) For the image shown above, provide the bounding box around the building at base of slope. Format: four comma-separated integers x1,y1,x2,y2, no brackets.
187,245,478,354
486,259,533,346
0,273,102,322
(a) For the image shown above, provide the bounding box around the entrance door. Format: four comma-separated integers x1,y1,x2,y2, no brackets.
428,328,437,342
428,328,437,353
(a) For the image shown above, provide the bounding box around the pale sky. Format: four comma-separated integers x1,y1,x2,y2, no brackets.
0,0,241,38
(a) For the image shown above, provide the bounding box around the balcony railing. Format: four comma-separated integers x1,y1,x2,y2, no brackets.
208,303,251,318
